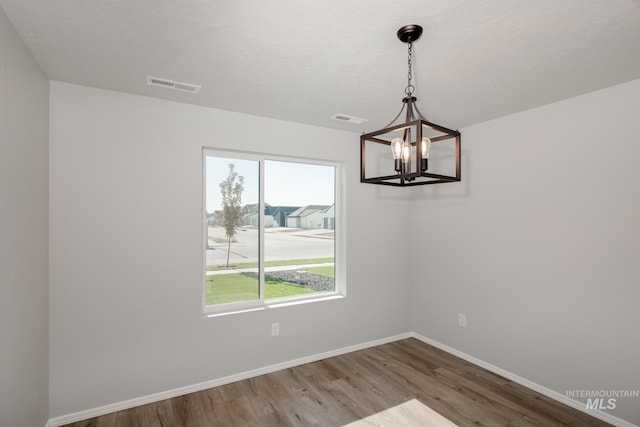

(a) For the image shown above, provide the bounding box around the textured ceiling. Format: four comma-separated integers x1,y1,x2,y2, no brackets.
2,0,640,132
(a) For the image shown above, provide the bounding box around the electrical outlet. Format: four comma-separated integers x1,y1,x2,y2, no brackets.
271,322,280,337
458,313,467,328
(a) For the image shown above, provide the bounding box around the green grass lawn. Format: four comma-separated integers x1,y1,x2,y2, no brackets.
304,265,334,278
205,273,314,306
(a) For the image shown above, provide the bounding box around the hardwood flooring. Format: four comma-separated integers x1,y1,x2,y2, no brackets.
62,338,611,426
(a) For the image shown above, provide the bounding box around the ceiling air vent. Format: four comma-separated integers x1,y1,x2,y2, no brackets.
147,76,201,93
330,114,367,124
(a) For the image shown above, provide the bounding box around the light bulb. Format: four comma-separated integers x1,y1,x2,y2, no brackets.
421,137,431,159
401,141,411,163
390,138,403,160
421,137,431,171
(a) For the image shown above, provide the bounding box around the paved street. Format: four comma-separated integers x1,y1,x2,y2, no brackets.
206,226,334,268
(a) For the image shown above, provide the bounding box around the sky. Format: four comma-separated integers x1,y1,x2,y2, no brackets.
205,156,335,213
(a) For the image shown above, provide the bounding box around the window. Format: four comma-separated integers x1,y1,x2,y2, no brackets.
203,149,343,314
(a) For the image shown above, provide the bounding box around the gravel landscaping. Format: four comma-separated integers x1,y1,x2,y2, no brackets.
266,270,334,292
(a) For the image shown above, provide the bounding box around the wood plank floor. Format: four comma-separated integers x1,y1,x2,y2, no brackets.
62,338,611,427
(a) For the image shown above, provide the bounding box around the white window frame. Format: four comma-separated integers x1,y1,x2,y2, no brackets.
202,148,346,316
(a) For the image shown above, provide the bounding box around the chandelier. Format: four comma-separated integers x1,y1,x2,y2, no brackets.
360,25,461,186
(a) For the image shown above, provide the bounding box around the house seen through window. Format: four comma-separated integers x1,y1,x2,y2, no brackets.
204,151,341,313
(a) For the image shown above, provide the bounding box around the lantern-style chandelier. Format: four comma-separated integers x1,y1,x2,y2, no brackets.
360,25,461,186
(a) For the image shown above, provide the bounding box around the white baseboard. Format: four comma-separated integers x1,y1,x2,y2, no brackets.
46,332,412,427
47,331,637,427
410,333,637,427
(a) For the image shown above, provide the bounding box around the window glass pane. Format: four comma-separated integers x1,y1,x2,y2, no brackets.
264,160,335,301
205,156,260,306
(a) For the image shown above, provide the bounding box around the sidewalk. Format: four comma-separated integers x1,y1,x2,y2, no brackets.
206,262,334,276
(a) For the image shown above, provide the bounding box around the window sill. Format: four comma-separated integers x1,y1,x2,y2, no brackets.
204,293,345,318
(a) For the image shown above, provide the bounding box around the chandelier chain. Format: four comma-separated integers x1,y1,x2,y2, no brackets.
405,40,415,96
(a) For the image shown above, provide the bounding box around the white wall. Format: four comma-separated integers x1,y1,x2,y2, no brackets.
411,79,640,424
49,82,413,417
0,6,50,427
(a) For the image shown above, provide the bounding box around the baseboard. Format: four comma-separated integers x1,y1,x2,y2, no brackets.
46,332,412,427
411,332,637,427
